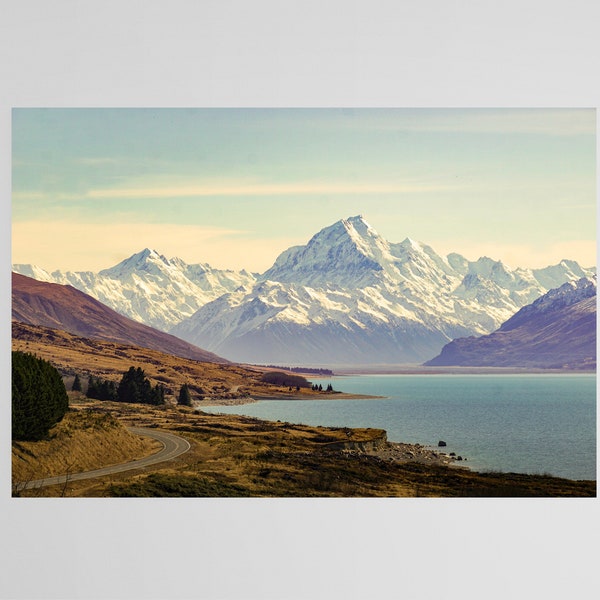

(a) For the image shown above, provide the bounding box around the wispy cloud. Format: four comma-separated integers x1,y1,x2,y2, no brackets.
344,108,595,136
12,192,47,201
402,109,596,136
86,181,460,200
75,157,120,166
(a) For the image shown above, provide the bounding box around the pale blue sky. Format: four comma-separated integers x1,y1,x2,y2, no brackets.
12,108,596,272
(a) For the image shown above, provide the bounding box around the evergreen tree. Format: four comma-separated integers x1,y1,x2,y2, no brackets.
12,351,69,441
117,367,144,403
117,366,165,405
149,383,166,406
178,384,192,406
87,375,117,400
72,373,82,392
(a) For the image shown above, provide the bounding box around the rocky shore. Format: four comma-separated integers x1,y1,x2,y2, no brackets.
364,441,468,467
195,397,466,467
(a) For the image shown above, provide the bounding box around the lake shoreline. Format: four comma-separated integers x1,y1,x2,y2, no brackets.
198,372,596,481
196,391,384,407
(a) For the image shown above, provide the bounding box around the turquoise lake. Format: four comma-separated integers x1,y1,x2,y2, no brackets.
202,373,597,480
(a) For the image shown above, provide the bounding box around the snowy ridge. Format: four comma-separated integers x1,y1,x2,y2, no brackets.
13,216,596,365
426,277,597,369
13,249,256,332
499,276,597,332
170,216,595,364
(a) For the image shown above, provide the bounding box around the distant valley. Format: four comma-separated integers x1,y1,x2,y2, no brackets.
13,215,596,366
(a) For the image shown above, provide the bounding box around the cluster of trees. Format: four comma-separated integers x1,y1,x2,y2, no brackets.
87,375,117,400
311,383,334,392
116,367,165,405
76,367,166,405
260,371,311,388
12,351,69,441
260,365,334,376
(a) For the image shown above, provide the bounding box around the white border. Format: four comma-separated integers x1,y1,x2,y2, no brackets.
2,2,598,599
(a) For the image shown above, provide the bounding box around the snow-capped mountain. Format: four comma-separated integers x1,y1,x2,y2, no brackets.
14,215,595,365
425,277,597,369
169,215,596,364
13,249,256,332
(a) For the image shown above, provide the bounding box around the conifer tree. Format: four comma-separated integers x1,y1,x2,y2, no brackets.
117,366,165,405
178,384,192,406
72,373,82,392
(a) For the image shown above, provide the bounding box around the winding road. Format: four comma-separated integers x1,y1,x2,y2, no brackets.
18,427,191,491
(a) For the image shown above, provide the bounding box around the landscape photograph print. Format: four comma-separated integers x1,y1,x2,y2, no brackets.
11,107,596,497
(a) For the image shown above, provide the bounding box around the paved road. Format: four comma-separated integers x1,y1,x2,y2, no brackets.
18,427,191,491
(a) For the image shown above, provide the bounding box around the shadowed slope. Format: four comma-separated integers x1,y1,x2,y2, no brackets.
12,272,229,364
426,278,596,369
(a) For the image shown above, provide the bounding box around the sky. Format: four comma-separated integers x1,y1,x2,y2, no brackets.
11,107,596,273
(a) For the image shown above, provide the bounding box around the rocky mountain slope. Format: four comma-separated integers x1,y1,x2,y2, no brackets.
12,273,228,364
425,277,596,369
170,216,595,364
14,215,595,365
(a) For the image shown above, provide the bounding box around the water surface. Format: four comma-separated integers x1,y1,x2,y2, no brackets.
202,374,596,480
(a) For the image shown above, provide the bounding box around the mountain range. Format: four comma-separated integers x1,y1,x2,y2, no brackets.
426,277,596,369
13,215,596,365
14,250,256,331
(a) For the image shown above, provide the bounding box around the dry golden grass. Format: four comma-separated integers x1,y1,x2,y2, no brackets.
12,400,160,484
15,398,595,498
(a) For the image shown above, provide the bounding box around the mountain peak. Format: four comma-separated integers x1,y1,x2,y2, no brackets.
343,214,370,229
399,237,422,251
99,248,169,277
262,215,390,285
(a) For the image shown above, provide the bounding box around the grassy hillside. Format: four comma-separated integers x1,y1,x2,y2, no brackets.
12,321,333,404
12,400,160,490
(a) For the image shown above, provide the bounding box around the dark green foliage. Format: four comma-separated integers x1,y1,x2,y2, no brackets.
86,375,117,401
260,371,311,388
12,351,69,441
117,366,165,405
72,373,82,392
178,384,192,406
149,383,166,406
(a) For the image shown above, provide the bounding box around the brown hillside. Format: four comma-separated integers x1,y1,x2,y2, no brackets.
11,321,326,403
12,272,228,364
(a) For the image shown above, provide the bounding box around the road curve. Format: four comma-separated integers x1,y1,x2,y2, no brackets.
18,427,191,491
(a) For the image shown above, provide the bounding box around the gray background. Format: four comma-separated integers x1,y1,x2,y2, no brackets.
1,1,598,599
